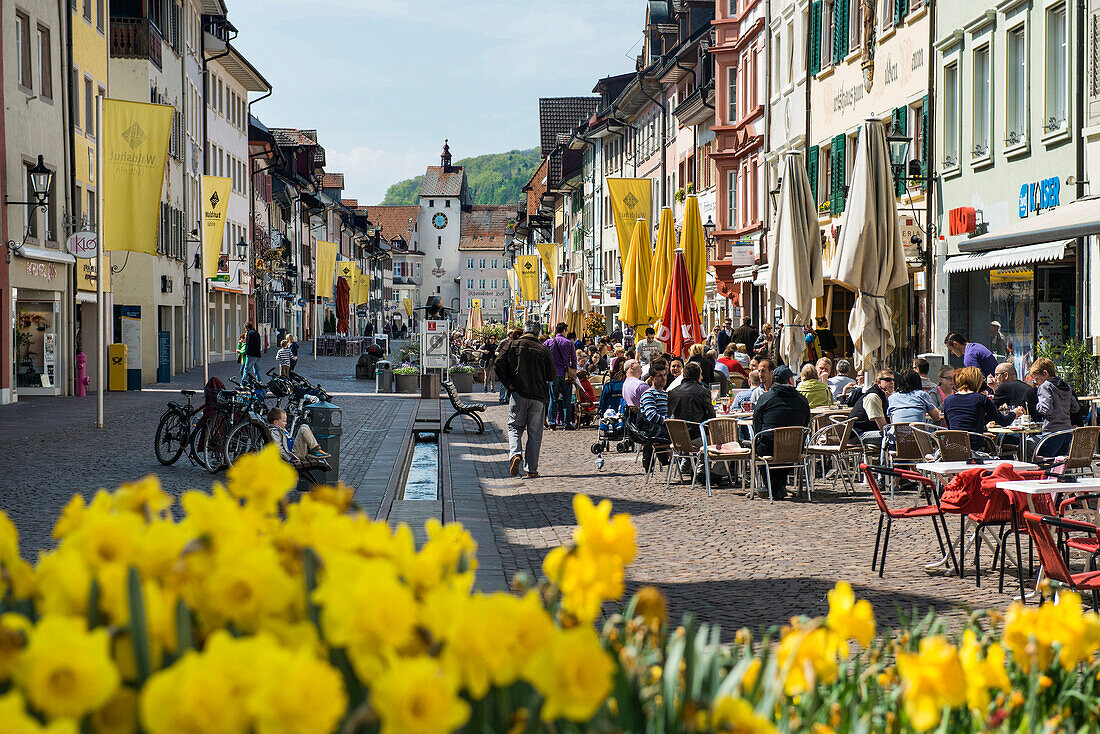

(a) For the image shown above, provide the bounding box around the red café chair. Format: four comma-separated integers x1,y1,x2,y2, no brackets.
862,464,959,578
1020,511,1100,610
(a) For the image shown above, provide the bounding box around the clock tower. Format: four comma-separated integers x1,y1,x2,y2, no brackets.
417,140,467,320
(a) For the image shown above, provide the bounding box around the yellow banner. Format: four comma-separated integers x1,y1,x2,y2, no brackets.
607,178,652,263
514,255,540,302
472,299,482,309
316,241,339,299
201,176,231,280
337,261,359,281
77,254,111,292
535,242,559,282
352,273,369,304
103,99,174,255
403,298,413,317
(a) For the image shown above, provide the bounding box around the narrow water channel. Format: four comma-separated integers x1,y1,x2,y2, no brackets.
400,434,439,500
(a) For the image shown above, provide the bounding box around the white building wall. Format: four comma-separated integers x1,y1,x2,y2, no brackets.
418,195,461,316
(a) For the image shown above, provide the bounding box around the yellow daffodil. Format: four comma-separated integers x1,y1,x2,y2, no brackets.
1003,593,1100,672
0,613,31,681
70,510,144,570
896,635,967,732
0,690,78,734
572,494,636,565
225,443,298,512
826,582,875,647
34,548,91,617
776,626,840,696
710,695,778,733
17,615,120,720
634,585,668,630
543,544,625,623
523,626,614,722
139,649,248,734
112,475,172,517
51,494,87,540
202,544,297,631
309,483,355,513
0,509,20,564
90,686,138,734
958,630,1010,714
248,644,346,734
370,656,470,734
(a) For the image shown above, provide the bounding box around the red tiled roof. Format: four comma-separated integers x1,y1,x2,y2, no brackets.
459,205,514,251
341,199,358,208
525,157,549,217
321,173,344,189
269,127,326,166
420,166,465,198
362,205,418,242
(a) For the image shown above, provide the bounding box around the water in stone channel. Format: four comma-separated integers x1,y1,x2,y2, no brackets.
401,434,439,500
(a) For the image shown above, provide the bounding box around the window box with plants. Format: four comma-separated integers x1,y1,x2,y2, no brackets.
449,364,475,393
393,364,421,394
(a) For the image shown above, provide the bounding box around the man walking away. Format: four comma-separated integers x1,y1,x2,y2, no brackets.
545,322,578,430
481,335,498,393
731,318,758,355
243,322,262,384
944,331,998,378
752,365,811,500
496,323,555,478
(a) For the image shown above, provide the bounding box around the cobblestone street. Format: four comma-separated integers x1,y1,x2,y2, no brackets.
1,354,1022,634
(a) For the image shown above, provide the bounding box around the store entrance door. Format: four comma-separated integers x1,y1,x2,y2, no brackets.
13,294,61,396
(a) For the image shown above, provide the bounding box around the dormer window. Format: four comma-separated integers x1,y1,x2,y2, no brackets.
429,200,434,207
445,199,450,207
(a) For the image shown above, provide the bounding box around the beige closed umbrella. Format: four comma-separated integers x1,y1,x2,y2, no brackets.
833,120,909,381
565,275,592,337
768,151,824,367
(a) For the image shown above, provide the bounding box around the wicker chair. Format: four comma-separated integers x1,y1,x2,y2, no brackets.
664,420,702,491
912,425,938,461
805,416,860,494
934,430,997,462
751,426,810,502
700,418,750,497
1034,426,1100,475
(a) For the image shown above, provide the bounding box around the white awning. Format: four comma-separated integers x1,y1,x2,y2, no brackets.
752,266,771,287
944,240,1071,274
961,196,1100,251
733,266,755,283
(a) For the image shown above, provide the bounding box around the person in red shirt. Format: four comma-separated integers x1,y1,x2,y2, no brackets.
718,345,749,385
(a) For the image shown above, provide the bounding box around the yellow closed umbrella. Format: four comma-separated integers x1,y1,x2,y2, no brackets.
680,195,708,313
621,218,654,330
650,207,676,318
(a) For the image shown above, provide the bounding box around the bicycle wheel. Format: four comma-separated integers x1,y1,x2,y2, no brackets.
203,413,231,474
154,411,188,465
224,420,271,466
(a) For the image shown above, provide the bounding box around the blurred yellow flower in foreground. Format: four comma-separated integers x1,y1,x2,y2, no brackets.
17,615,119,720
1003,592,1100,672
826,581,875,648
371,656,470,734
523,625,614,722
710,695,778,733
897,635,967,732
225,443,297,512
0,690,76,734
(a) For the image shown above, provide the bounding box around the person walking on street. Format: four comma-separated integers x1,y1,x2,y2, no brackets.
286,334,299,371
716,318,735,354
242,322,262,384
731,318,758,355
545,322,578,430
944,331,998,378
495,323,555,478
481,335,498,392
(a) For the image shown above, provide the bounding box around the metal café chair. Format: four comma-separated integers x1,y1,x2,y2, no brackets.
750,426,811,502
1033,426,1100,476
664,419,703,491
805,416,860,495
700,417,750,497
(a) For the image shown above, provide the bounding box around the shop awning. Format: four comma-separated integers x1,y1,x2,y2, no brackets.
960,196,1100,252
944,240,1071,274
732,266,755,283
752,266,771,287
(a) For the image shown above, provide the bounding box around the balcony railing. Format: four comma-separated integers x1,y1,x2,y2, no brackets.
110,18,161,70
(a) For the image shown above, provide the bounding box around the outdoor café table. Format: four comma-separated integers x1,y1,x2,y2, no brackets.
915,460,1039,575
988,423,1041,461
1078,396,1100,425
995,477,1100,598
811,406,850,415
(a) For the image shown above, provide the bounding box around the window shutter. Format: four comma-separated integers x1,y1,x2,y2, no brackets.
895,0,907,26
809,1,822,75
893,106,907,198
807,146,820,205
833,0,849,63
920,95,929,191
831,134,846,215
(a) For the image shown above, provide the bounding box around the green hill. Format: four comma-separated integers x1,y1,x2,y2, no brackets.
380,147,541,205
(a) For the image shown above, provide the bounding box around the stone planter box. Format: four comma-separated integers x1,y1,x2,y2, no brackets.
395,373,420,394
450,372,474,393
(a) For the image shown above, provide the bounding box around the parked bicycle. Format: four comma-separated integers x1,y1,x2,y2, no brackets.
154,389,205,466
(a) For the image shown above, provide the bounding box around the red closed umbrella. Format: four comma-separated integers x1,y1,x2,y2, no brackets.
657,248,703,358
336,277,350,334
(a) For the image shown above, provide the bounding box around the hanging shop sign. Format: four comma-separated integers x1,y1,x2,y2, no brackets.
66,231,98,259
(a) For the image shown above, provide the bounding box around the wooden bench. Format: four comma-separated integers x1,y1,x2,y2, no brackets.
442,380,485,434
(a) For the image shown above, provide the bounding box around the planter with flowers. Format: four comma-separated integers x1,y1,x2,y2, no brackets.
449,364,475,393
393,364,420,394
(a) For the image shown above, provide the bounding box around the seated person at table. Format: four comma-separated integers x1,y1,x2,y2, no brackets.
732,371,760,411
992,362,1039,420
795,363,833,408
712,350,730,381
749,358,774,409
734,343,751,368
666,356,686,391
828,359,856,400
621,359,650,408
668,362,715,441
1031,358,1080,457
268,408,330,462
929,365,955,411
718,346,750,384
942,366,1017,439
687,343,716,384
639,359,671,469
888,369,941,424
850,370,894,451
753,365,811,500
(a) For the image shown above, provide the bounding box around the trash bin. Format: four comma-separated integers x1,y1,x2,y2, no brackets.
108,344,127,391
421,372,440,399
299,399,342,490
375,361,393,393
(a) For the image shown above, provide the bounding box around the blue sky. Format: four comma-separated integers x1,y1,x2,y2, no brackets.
232,0,643,205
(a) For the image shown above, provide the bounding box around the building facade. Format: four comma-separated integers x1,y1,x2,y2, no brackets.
458,206,513,325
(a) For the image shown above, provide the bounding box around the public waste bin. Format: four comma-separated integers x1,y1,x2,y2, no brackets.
421,372,440,399
108,344,128,391
375,360,393,393
299,399,342,490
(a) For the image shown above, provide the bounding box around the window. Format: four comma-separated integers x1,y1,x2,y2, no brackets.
87,189,96,228
809,1,822,74
972,44,991,158
726,169,737,229
771,32,781,95
848,1,860,54
944,61,959,166
84,77,94,136
821,0,833,68
1006,26,1026,145
38,25,52,99
436,236,441,247
831,0,850,65
445,199,450,207
787,20,796,84
491,279,498,289
16,12,32,89
24,163,38,239
479,279,486,289
807,145,819,203
1045,4,1068,134
491,299,498,309
466,257,474,269
478,258,486,269
83,0,91,21
429,199,434,207
490,258,497,269
96,0,103,31
415,263,421,277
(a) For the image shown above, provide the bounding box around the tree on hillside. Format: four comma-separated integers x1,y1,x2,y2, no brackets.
379,147,540,206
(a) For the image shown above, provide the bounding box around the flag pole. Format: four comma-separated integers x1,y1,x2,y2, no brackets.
95,95,105,428
313,245,318,360
201,275,209,383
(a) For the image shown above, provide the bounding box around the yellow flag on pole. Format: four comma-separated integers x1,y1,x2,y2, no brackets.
514,255,540,302
607,178,652,263
337,261,359,282
535,242,559,282
403,298,413,317
102,99,174,255
201,176,231,280
353,273,369,304
316,241,339,299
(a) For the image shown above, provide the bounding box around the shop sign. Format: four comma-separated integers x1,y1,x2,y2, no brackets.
949,207,977,236
66,231,98,259
26,260,59,284
77,255,111,292
1019,177,1060,218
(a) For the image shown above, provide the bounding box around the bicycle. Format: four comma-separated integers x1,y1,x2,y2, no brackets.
154,389,204,466
221,382,278,468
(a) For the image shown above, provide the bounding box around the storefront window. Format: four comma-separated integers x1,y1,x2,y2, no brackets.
15,303,58,388
989,268,1034,375
1037,265,1075,350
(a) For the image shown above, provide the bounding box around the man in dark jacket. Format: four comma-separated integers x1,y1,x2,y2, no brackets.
731,319,758,355
667,362,715,440
243,322,262,384
753,365,811,500
992,363,1039,419
495,323,555,478
716,318,735,354
544,322,578,429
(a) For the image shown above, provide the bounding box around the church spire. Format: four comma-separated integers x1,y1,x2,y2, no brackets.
441,139,452,170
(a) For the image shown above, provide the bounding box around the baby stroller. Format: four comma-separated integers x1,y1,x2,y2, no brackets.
591,407,628,455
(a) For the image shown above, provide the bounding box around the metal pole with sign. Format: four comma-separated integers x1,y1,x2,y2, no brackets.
421,319,450,379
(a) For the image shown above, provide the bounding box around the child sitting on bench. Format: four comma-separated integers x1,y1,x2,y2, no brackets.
268,407,330,462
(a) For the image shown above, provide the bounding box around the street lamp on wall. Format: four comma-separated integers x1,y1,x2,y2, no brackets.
768,178,782,214
4,155,53,262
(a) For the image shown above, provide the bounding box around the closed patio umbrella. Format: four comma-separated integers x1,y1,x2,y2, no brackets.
833,120,909,380
621,219,654,330
564,275,591,337
767,151,824,367
658,249,704,358
464,302,484,342
650,207,676,321
680,195,708,313
336,277,350,334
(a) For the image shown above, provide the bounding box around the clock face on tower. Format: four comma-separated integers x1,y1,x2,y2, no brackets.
432,212,448,229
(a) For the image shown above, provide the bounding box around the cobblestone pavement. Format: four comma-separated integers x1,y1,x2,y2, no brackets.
456,400,1023,634
0,347,408,557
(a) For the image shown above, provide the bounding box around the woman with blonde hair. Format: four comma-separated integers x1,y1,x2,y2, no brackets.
687,342,715,384
284,334,299,371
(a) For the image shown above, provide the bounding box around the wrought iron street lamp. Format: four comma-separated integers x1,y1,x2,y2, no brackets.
768,178,782,214
4,155,54,261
